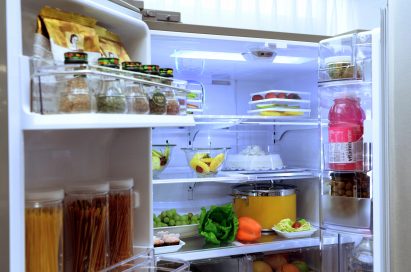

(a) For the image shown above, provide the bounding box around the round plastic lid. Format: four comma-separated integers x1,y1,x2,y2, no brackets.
65,182,109,194
26,188,64,202
109,178,134,190
324,55,352,64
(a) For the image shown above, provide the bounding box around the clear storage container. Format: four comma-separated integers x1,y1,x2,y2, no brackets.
141,65,167,115
109,179,134,265
96,58,126,113
122,62,149,114
64,183,109,272
26,189,64,272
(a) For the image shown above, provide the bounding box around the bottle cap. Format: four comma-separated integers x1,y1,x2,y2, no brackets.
122,61,142,72
159,68,173,78
141,64,160,75
26,188,64,202
64,52,88,64
109,178,134,190
98,57,120,69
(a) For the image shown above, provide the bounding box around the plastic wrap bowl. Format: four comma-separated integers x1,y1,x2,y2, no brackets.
152,144,176,178
181,147,229,178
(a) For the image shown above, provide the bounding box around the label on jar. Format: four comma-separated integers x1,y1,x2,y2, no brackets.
152,92,166,107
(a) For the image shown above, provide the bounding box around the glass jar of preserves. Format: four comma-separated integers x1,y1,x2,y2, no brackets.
26,189,64,272
59,52,92,113
96,58,126,113
141,65,167,115
64,183,109,272
122,62,149,114
109,179,134,265
330,172,370,198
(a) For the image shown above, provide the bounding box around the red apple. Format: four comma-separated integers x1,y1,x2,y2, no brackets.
287,93,301,100
265,92,277,99
277,93,287,99
252,94,264,101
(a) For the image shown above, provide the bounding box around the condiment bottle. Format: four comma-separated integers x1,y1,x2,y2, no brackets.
26,189,64,272
141,65,167,115
59,52,92,113
64,183,109,272
160,68,180,115
328,95,365,171
122,61,149,114
96,58,126,113
108,179,134,265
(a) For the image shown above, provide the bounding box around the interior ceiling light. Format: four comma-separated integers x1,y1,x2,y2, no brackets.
170,50,313,64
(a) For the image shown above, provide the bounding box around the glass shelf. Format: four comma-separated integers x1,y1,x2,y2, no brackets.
153,168,318,184
193,115,319,127
156,234,320,261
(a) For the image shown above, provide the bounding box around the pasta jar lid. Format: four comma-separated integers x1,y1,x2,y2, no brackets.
66,182,109,194
122,61,142,71
159,68,173,78
26,188,64,202
109,178,134,190
64,51,88,64
98,57,120,69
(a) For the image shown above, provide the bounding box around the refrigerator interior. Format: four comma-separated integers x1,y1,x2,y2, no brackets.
150,32,323,262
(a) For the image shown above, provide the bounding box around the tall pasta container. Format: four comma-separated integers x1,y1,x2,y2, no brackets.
64,183,109,272
25,189,64,272
109,179,134,265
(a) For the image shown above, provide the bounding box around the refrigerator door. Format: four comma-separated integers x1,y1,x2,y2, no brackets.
386,0,411,271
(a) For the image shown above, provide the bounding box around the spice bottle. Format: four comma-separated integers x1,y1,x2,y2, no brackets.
160,68,180,115
96,58,126,113
59,52,92,113
122,61,149,114
26,189,64,272
109,179,134,265
142,65,167,115
64,183,109,272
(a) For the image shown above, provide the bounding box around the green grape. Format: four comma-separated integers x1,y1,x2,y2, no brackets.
187,213,193,219
163,217,170,224
176,221,183,226
173,215,180,221
169,219,176,226
170,209,177,215
166,211,173,218
181,215,188,221
160,211,167,219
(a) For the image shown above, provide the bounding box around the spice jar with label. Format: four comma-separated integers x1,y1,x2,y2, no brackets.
122,62,149,114
96,58,126,113
59,52,92,113
160,68,180,115
141,65,167,115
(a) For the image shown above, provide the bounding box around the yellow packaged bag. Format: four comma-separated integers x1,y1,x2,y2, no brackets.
35,6,101,64
95,25,130,63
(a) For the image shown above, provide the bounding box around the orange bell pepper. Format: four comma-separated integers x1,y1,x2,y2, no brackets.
236,216,262,243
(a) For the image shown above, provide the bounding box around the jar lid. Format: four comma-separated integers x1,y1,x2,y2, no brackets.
122,61,142,71
26,188,64,202
324,56,352,65
64,52,88,64
141,64,159,75
159,68,173,78
66,182,109,194
109,178,134,190
98,57,120,69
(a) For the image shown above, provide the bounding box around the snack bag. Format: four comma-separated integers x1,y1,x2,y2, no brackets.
95,25,130,63
34,6,101,64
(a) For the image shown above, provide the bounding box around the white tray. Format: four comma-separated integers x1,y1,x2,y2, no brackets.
154,240,186,254
272,227,318,239
154,224,199,238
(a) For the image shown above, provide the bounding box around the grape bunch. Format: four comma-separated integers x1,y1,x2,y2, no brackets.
154,209,200,227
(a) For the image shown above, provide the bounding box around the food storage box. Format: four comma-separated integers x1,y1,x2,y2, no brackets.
318,32,372,83
248,90,311,118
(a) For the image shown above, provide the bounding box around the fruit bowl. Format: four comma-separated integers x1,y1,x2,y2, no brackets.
181,147,229,178
152,144,175,178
